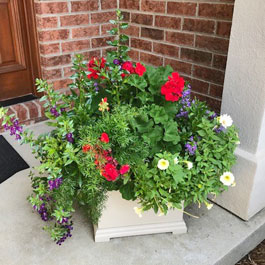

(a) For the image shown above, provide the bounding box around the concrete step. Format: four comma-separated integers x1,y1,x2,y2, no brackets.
0,122,265,265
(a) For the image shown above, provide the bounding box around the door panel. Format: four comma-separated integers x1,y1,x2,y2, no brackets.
0,0,40,101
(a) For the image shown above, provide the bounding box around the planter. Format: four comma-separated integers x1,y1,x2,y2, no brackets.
93,191,187,242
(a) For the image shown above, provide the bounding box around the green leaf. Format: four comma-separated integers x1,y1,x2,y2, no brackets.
172,169,185,184
109,20,117,25
120,182,136,200
120,23,129,29
163,122,180,144
126,74,147,91
149,105,169,124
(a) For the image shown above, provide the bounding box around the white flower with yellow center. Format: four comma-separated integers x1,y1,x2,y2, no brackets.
157,159,169,170
220,172,235,186
218,114,233,128
174,157,179,164
184,161,193,170
133,207,143,218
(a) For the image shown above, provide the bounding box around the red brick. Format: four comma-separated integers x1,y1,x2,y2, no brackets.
63,66,75,77
120,0,140,10
12,104,28,121
60,14,89,27
101,0,117,9
51,79,72,91
91,11,116,23
140,52,163,66
42,68,62,80
102,47,116,57
35,100,47,117
131,38,152,51
199,4,234,20
121,25,140,37
141,0,165,13
71,0,98,12
41,55,72,67
37,16,58,29
153,43,179,57
209,84,223,98
101,24,113,35
35,2,68,14
155,16,181,30
141,27,164,40
186,78,209,94
205,97,221,112
166,31,194,46
121,11,130,22
181,48,212,65
183,18,215,34
131,13,153,26
167,2,197,16
217,21,232,37
165,58,192,75
24,101,39,119
40,43,60,55
38,29,69,42
77,50,100,61
72,26,100,38
213,54,227,70
196,35,229,53
91,36,115,48
193,65,224,85
128,49,140,61
62,40,91,53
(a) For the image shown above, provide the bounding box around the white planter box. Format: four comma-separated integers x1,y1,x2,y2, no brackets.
94,191,187,242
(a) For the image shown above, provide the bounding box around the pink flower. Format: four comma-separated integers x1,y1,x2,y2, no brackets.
120,165,130,175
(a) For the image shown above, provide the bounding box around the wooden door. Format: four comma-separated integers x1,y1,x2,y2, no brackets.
0,0,41,101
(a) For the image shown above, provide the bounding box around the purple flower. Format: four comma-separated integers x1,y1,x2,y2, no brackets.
50,106,59,117
94,82,99,92
3,119,23,141
48,178,63,190
176,89,192,118
66,133,74,143
214,125,225,134
113,59,120,65
185,136,197,156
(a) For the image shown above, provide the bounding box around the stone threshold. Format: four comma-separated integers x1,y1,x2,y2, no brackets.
0,122,265,265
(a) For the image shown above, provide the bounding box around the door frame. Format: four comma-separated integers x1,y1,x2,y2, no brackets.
22,0,42,97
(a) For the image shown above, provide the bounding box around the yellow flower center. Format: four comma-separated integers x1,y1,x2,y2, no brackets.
161,161,167,166
224,175,231,180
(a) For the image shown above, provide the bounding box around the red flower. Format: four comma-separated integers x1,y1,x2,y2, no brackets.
102,163,119,181
87,57,106,79
121,73,127,79
100,132,109,143
122,61,135,74
161,72,184,102
120,165,130,175
135,63,146,76
82,144,91,153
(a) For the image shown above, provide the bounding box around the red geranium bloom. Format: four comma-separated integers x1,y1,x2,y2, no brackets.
122,61,135,74
120,165,130,175
87,57,106,79
135,63,146,76
161,72,185,102
82,144,91,153
100,132,109,143
102,163,119,181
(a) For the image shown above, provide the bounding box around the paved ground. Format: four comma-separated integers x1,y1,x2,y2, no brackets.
1,122,265,265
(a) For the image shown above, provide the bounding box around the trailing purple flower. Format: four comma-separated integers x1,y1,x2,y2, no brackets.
176,88,191,118
38,203,49,222
3,118,23,141
56,221,74,246
66,133,74,143
48,178,63,191
185,136,197,156
113,59,120,65
214,125,225,134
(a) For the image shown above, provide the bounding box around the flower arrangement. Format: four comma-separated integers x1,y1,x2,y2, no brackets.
0,10,239,245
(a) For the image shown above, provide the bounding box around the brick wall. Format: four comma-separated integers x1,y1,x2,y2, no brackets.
120,0,234,112
1,0,234,132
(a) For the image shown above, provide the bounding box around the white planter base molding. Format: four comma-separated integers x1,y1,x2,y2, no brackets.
94,191,187,242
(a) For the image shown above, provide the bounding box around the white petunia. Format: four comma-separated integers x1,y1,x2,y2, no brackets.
220,172,235,186
134,207,143,218
218,114,233,128
157,159,169,170
185,161,193,170
174,157,179,164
